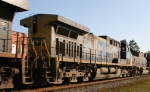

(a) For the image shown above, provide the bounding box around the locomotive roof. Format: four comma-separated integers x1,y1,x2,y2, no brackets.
24,14,90,34
49,14,90,34
99,35,120,42
0,0,29,12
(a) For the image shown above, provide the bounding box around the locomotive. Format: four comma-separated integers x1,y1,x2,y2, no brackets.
0,0,29,89
20,14,149,87
0,0,149,90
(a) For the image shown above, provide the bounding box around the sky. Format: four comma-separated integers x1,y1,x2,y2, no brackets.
13,0,150,53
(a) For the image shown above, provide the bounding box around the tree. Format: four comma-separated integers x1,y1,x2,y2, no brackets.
120,39,128,44
145,51,150,57
129,40,140,51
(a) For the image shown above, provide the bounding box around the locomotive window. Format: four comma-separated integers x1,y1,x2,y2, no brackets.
66,41,68,55
74,43,76,57
69,41,71,57
110,40,112,45
72,42,74,57
77,45,79,56
69,41,73,57
63,40,65,56
56,38,59,55
60,42,63,54
80,44,82,58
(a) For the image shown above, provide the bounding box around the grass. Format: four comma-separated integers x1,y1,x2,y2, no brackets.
99,77,150,92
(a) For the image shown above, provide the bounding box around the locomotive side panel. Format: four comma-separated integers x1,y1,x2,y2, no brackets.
138,52,147,68
93,36,107,64
82,33,94,63
0,20,12,53
99,36,121,65
0,0,29,53
126,46,133,66
106,38,120,65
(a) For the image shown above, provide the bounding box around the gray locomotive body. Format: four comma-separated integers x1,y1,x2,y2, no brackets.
20,14,149,87
0,0,29,90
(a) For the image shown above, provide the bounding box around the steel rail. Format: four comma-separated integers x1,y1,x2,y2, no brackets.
12,74,150,92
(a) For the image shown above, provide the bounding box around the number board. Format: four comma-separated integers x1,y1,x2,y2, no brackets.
32,37,45,46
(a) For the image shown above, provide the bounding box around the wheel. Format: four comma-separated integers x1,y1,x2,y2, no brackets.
77,77,83,83
62,78,71,85
122,74,126,78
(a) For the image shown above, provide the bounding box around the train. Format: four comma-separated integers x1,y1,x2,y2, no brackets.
0,0,149,90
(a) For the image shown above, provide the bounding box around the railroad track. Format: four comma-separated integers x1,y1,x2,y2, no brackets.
13,75,150,92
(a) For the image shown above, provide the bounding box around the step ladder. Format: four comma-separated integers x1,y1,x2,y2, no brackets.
42,39,51,80
22,37,37,84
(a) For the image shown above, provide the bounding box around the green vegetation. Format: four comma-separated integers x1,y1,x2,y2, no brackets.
120,39,128,45
129,40,140,51
99,77,150,92
120,39,140,51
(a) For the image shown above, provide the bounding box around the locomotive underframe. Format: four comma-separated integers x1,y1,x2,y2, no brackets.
0,53,23,89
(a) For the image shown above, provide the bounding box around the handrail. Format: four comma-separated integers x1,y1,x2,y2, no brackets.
29,37,38,68
43,39,50,67
29,37,37,57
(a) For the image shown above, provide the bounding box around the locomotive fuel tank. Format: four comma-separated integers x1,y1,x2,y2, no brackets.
93,68,121,80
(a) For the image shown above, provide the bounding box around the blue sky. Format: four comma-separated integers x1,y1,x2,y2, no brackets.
13,0,150,53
